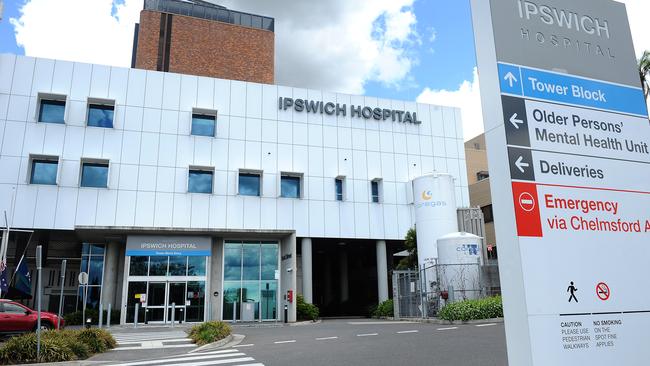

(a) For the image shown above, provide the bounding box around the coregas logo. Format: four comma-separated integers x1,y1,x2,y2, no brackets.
457,244,479,256
421,190,432,201
415,190,447,209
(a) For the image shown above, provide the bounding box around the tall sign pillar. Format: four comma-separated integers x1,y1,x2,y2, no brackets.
471,1,650,365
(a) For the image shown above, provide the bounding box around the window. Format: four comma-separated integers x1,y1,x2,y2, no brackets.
371,179,382,203
38,97,66,124
191,113,216,137
335,177,344,201
223,241,279,321
87,102,114,128
80,161,109,188
474,142,481,150
30,157,58,185
481,205,494,223
188,168,214,194
3,303,27,314
239,172,261,196
77,243,105,311
281,175,301,198
477,171,490,181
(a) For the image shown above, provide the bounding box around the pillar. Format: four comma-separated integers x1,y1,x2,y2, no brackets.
339,250,349,303
101,242,120,309
376,240,389,303
301,238,313,303
281,233,297,322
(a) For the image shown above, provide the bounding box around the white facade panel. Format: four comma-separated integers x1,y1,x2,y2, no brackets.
0,54,469,240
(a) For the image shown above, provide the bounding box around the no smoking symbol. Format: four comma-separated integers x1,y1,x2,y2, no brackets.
596,282,610,301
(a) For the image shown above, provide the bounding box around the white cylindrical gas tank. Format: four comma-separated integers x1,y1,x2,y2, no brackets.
412,173,458,269
437,232,482,301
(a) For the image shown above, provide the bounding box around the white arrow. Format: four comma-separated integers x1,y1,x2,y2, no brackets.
504,72,518,87
510,113,524,129
515,156,530,173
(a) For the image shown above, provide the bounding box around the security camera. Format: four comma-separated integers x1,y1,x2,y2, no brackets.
287,267,293,272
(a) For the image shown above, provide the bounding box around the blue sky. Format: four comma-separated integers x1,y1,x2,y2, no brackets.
0,0,477,101
365,0,477,101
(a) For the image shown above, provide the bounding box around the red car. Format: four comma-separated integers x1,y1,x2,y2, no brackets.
0,299,64,334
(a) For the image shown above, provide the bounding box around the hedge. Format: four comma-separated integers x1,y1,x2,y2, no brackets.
296,295,319,321
64,309,121,326
187,321,232,346
438,296,503,321
0,328,116,364
373,299,394,318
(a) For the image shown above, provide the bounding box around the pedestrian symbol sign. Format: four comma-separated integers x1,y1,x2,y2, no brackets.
567,282,578,303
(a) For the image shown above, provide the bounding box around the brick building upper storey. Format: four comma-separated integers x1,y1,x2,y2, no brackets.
132,0,275,84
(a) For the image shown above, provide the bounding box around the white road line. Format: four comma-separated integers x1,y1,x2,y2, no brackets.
191,350,239,355
111,353,248,366
234,344,255,347
232,364,264,366
315,336,338,340
437,327,458,331
273,340,297,344
162,357,254,366
348,321,415,325
397,330,419,334
112,344,196,351
117,338,192,345
476,323,497,327
356,333,378,337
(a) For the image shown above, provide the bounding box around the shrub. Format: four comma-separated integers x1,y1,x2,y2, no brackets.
0,332,73,364
373,299,394,318
296,295,319,321
438,296,503,321
64,309,120,326
0,328,115,364
76,328,117,353
187,321,232,346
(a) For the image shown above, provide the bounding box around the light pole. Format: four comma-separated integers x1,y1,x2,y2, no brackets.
36,245,43,362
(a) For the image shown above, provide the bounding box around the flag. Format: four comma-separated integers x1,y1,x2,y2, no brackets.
0,260,8,295
14,256,31,296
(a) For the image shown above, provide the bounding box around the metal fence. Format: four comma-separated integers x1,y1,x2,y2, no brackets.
392,261,501,319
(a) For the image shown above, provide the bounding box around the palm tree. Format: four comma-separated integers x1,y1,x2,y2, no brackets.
639,51,650,100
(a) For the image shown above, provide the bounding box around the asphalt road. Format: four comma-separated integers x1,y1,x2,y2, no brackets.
235,319,507,366
85,319,507,365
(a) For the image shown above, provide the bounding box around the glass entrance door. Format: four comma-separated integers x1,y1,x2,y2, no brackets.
146,282,166,323
167,282,186,324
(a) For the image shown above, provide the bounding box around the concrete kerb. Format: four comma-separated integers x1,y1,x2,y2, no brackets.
388,317,505,325
189,334,243,353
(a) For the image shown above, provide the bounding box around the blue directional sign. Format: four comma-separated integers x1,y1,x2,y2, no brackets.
498,63,648,117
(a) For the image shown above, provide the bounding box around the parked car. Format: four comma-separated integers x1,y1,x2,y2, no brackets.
0,299,64,334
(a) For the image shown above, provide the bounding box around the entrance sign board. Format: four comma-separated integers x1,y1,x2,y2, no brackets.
471,0,650,365
126,236,212,256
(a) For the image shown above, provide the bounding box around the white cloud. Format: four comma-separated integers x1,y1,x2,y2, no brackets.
10,0,419,95
617,0,650,57
416,68,483,141
10,0,143,67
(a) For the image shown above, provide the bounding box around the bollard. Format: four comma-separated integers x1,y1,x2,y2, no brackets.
134,303,139,328
107,304,112,328
284,304,288,324
258,302,262,323
171,302,175,328
98,303,103,328
233,301,237,323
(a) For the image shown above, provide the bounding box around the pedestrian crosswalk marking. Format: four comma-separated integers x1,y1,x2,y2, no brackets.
107,349,264,366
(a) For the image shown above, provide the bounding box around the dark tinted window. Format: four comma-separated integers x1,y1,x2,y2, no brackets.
30,159,58,185
87,104,114,128
81,162,109,188
239,173,261,196
39,99,65,123
371,181,380,203
189,170,213,193
335,178,344,201
281,176,301,198
191,114,216,137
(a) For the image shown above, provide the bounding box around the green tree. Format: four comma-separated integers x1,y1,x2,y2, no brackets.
396,227,417,270
639,50,650,100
